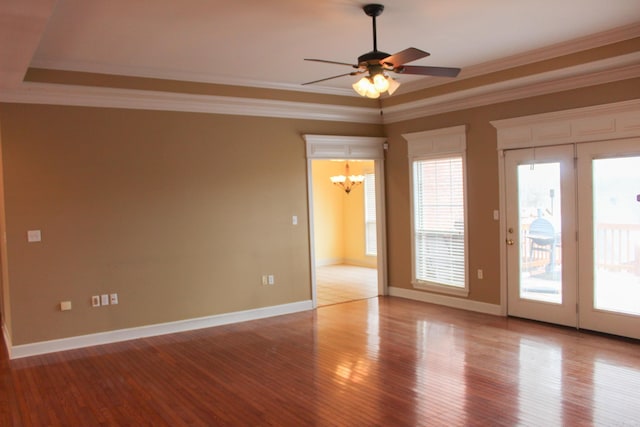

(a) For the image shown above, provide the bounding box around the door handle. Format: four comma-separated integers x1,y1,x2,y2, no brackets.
506,239,514,245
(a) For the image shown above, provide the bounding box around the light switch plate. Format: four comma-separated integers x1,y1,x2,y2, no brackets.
27,230,42,242
60,301,72,311
100,294,109,306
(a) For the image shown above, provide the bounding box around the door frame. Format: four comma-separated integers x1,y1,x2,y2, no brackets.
303,134,388,308
493,99,640,317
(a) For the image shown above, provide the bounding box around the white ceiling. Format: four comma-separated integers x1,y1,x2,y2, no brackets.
3,0,640,95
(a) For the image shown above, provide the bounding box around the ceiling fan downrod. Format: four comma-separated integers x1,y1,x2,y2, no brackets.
363,4,384,53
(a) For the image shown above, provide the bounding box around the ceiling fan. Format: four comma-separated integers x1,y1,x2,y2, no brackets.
303,4,461,98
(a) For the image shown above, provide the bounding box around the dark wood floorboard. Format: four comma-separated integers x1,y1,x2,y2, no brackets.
1,296,639,426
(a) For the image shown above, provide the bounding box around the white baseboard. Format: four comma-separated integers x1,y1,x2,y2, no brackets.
315,258,344,267
9,300,313,359
388,286,503,316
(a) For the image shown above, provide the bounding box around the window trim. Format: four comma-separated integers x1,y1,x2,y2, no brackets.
404,125,469,297
363,170,377,256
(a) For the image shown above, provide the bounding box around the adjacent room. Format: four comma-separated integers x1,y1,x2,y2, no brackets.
0,0,639,425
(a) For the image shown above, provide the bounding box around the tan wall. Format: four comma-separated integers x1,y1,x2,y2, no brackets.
0,103,382,345
0,122,9,337
384,77,640,305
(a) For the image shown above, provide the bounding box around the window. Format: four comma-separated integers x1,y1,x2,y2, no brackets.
404,126,468,295
364,172,377,256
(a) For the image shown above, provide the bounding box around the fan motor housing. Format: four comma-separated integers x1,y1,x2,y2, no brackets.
358,50,390,67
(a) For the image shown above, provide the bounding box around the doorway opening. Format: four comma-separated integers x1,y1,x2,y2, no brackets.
303,134,387,309
311,159,378,306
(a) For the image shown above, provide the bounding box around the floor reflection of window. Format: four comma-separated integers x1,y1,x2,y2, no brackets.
593,359,640,425
518,338,563,425
415,321,466,421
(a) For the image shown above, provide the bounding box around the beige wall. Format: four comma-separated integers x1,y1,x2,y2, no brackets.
311,160,376,268
0,103,382,345
0,123,8,335
0,69,638,348
384,77,640,304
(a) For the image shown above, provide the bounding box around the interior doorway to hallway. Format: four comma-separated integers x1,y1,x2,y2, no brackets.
303,134,388,309
311,159,378,307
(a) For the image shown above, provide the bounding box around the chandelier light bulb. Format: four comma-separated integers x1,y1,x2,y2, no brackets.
365,86,380,98
352,77,371,97
373,73,389,92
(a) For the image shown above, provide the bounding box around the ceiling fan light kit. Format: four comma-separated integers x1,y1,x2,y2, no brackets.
303,3,461,97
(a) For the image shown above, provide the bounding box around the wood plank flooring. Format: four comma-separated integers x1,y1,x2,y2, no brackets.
2,297,640,426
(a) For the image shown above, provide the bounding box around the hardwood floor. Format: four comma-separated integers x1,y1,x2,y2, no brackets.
316,264,378,306
2,297,640,426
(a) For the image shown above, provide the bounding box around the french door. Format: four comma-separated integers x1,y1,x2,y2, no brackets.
577,139,640,339
505,140,640,339
505,145,577,327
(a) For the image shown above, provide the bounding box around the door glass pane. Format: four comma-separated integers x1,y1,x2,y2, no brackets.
517,163,562,303
592,156,640,316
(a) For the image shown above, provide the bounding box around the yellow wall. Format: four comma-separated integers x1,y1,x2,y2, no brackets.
343,161,376,268
311,160,345,265
312,160,376,268
0,103,382,345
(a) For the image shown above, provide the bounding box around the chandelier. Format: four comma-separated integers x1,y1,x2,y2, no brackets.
330,162,364,194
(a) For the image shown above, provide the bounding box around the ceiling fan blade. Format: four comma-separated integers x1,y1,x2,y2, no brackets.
302,71,360,85
304,58,359,68
395,65,461,78
381,48,430,67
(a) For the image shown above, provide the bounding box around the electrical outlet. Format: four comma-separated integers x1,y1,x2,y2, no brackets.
268,275,275,285
91,295,100,307
477,269,484,279
60,301,72,311
110,293,118,305
262,275,268,285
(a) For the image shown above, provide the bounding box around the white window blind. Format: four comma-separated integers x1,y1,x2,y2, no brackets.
364,172,377,256
413,156,465,287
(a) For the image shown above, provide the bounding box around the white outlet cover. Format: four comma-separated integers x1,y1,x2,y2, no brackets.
27,230,42,242
100,294,109,306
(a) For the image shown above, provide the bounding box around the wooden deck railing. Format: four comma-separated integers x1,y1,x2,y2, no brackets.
519,222,640,274
595,223,640,272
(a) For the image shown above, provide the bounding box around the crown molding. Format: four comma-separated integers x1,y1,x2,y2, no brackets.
382,52,640,124
0,81,382,124
29,57,357,97
399,23,640,94
3,52,638,125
